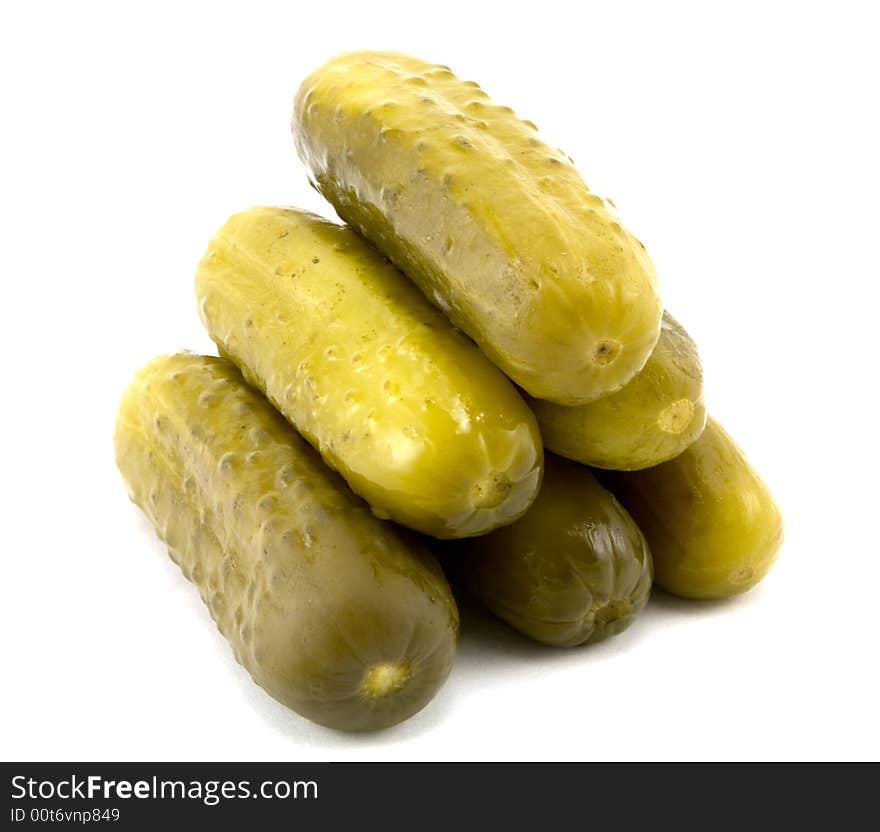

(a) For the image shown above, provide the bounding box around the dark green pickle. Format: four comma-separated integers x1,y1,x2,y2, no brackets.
600,417,783,599
441,454,653,647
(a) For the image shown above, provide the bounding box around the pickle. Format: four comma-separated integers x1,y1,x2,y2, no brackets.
195,206,542,539
292,51,662,405
528,313,707,470
600,417,783,599
441,454,653,647
114,353,459,732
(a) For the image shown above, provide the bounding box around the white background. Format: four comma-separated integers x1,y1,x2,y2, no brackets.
2,1,878,762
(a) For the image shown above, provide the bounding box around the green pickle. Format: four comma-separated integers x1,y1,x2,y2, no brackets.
195,206,542,539
442,454,653,647
600,417,783,599
114,354,459,732
292,51,662,405
529,312,707,470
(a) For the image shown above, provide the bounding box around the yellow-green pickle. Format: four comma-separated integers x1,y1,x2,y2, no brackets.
114,353,459,731
195,206,542,539
529,312,707,470
600,417,783,599
292,51,662,405
441,454,653,647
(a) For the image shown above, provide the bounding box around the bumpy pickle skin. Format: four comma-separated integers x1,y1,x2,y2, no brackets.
292,51,662,405
600,417,783,600
195,206,542,539
441,454,653,647
114,354,459,732
528,313,707,470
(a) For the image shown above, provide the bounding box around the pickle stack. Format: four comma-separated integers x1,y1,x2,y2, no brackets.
115,51,783,732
